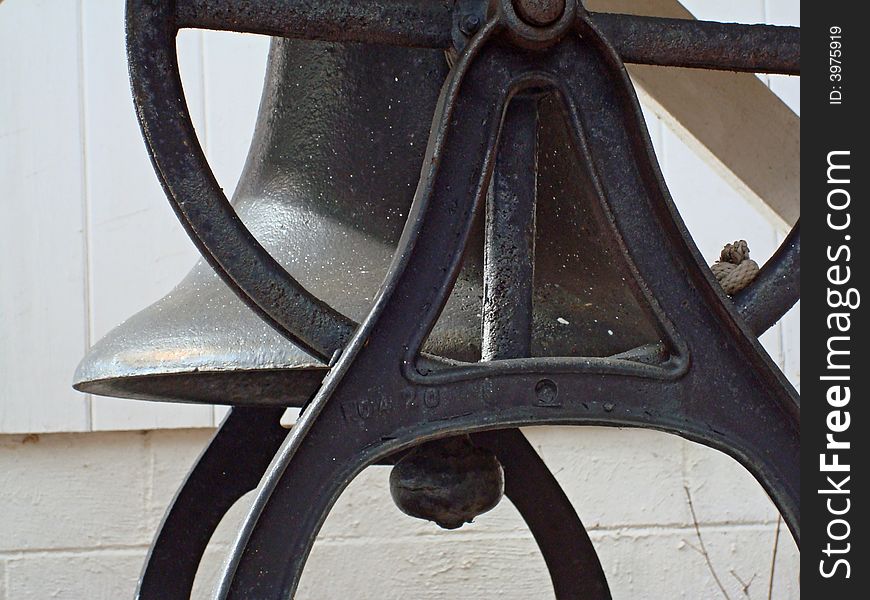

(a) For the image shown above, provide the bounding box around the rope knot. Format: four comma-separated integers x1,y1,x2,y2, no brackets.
711,240,759,295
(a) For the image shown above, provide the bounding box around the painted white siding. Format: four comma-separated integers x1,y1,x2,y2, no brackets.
1,0,799,433
1,0,90,432
2,1,271,432
81,1,215,430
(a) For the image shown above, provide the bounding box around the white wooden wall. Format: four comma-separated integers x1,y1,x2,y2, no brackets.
1,0,799,434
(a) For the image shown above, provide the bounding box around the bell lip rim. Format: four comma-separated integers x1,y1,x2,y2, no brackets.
71,366,328,407
72,363,326,385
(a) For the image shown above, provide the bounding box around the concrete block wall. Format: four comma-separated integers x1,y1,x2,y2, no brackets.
0,427,798,599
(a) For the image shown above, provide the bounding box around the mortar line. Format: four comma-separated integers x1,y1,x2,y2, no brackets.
0,520,787,558
311,520,789,545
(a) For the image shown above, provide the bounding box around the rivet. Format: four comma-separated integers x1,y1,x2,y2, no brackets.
460,13,481,35
535,379,559,406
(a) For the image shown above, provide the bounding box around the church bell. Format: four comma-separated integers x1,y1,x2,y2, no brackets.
75,37,661,408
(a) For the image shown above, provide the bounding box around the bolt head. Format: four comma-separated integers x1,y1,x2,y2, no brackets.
512,0,566,27
460,13,481,35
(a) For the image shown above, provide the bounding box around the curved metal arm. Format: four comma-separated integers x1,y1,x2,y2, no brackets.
474,429,611,599
136,407,287,599
138,410,610,600
735,221,800,334
126,0,354,361
614,221,800,364
216,20,512,598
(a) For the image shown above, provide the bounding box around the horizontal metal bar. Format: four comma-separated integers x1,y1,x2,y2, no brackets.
175,0,454,48
593,12,800,75
175,1,799,75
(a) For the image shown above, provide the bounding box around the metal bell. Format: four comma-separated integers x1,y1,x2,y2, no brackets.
74,38,661,408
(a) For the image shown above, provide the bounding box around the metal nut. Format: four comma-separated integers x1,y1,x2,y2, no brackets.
512,0,566,27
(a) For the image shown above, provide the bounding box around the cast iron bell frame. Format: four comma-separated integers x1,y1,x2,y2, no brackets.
124,0,800,598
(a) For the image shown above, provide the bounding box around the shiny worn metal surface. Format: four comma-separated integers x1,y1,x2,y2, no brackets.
75,39,447,404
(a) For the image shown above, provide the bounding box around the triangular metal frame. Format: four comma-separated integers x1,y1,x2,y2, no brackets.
208,13,799,599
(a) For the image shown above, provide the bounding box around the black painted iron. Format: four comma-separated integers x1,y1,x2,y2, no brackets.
118,0,800,597
136,407,287,599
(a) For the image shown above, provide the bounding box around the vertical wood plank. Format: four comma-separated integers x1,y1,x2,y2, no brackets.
763,0,799,377
81,0,213,430
765,0,800,26
0,0,90,433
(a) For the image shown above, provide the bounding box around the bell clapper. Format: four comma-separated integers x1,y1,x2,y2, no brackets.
390,435,504,530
